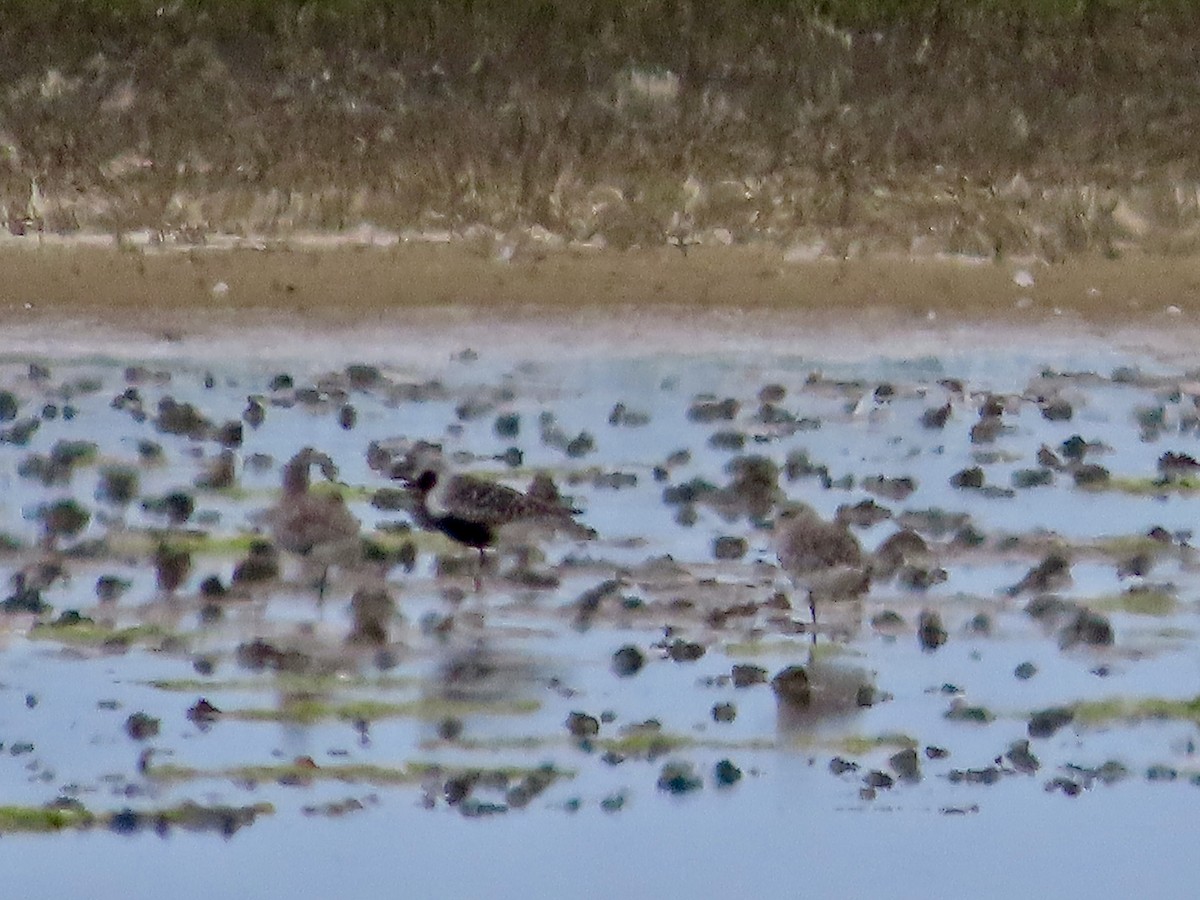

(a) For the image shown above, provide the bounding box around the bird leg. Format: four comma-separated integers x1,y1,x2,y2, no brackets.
316,566,329,604
474,547,486,592
808,590,818,645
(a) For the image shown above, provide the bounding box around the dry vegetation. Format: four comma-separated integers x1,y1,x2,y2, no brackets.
2,1,1199,257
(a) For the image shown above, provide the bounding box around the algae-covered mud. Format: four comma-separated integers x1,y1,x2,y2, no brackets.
3,303,1200,897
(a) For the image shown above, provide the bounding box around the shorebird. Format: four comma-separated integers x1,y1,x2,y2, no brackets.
404,467,592,587
265,447,360,600
773,502,870,635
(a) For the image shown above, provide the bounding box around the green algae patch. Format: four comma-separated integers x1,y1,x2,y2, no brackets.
150,762,420,786
106,529,262,558
225,695,540,724
0,800,271,834
145,673,420,693
944,703,996,724
29,620,173,647
724,639,809,658
147,760,570,788
1089,535,1173,559
1094,589,1177,617
1074,696,1200,726
723,640,859,661
309,481,374,502
830,733,919,756
1087,476,1200,496
0,803,96,833
596,729,694,758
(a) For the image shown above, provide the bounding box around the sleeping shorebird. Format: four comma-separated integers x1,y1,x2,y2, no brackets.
404,467,592,587
773,503,870,636
265,447,360,600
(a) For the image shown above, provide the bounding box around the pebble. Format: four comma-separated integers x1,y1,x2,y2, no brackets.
711,702,737,723
1028,707,1075,739
657,761,703,795
731,664,768,688
565,712,600,739
611,645,645,677
713,759,742,787
917,610,948,651
889,748,921,782
770,666,811,705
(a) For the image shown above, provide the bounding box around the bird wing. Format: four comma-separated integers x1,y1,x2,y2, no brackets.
444,475,577,525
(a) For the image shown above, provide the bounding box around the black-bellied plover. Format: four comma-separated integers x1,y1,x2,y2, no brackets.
405,466,591,586
266,447,360,600
773,502,870,633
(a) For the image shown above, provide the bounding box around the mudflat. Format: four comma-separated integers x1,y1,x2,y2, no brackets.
3,239,1200,333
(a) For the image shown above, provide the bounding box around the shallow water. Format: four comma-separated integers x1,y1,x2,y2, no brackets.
4,317,1200,897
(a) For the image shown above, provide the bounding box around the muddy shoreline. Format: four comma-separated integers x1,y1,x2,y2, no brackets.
3,240,1200,337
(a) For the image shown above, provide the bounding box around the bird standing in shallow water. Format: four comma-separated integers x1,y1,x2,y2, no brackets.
773,503,870,638
266,447,360,601
405,467,592,588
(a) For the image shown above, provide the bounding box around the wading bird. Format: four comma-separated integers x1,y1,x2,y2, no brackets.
266,447,360,600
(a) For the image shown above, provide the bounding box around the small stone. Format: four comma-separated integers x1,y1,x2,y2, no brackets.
713,759,742,787
611,645,645,677
770,665,811,705
565,712,600,739
344,363,381,389
1072,464,1110,487
1040,399,1074,421
708,430,746,451
187,698,221,724
948,767,1002,786
110,809,143,834
865,770,894,789
1005,739,1040,774
921,403,952,429
917,610,948,651
1012,468,1053,489
950,467,985,489
1059,608,1114,648
657,760,703,795
870,609,906,633
732,664,768,688
600,793,627,813
1014,661,1038,680
1028,706,1074,739
712,535,748,560
565,432,595,458
198,575,226,598
711,702,737,723
666,639,705,662
124,712,160,741
758,384,786,403
829,756,859,776
889,748,920,782
493,412,520,438
95,575,132,603
687,397,739,422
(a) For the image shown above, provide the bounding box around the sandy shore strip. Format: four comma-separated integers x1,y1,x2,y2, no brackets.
1,239,1199,345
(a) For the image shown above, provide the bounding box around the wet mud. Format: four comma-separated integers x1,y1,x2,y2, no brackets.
4,262,1200,897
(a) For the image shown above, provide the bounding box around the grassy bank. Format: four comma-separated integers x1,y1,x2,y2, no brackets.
2,1,1199,256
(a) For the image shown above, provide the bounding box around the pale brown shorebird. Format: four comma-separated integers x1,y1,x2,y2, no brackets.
405,466,593,588
773,503,870,637
265,447,360,600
